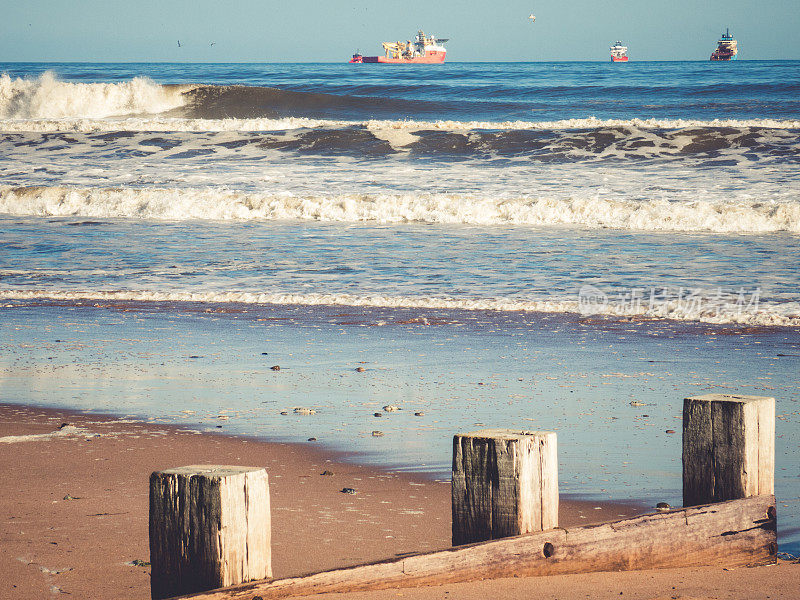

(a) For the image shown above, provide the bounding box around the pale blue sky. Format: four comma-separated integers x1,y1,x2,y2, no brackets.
2,0,798,62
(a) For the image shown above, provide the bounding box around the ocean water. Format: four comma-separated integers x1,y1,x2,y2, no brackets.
1,62,799,551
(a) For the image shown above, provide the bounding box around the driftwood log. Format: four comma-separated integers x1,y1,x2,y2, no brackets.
177,495,777,600
452,429,558,546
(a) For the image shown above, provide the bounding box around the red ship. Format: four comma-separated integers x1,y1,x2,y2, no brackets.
610,41,629,62
350,30,447,64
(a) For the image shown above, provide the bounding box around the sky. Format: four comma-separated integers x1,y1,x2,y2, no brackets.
1,0,799,62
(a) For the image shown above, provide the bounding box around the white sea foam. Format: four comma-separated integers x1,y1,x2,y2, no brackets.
2,185,799,234
2,289,798,327
0,72,189,120
0,112,798,133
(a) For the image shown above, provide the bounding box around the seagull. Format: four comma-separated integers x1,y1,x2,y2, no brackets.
210,42,215,46
529,14,536,22
177,40,182,47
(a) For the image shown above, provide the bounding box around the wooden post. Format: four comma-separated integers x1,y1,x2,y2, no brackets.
149,465,271,600
683,394,775,507
452,429,557,546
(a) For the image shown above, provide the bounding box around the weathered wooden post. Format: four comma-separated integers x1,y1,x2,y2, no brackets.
149,465,271,600
683,394,775,507
452,429,558,546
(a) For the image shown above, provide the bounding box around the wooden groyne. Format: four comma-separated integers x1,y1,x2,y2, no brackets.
148,393,778,599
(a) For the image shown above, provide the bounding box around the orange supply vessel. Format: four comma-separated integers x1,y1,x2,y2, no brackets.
350,30,447,64
610,41,629,62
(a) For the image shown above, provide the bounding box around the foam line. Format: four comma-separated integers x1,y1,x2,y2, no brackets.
2,289,798,327
2,185,798,234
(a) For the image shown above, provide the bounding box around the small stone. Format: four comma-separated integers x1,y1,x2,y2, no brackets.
355,366,366,372
665,429,676,434
371,430,384,437
382,405,400,412
271,365,281,371
414,411,425,416
655,502,671,512
294,407,316,415
320,470,334,476
341,487,357,495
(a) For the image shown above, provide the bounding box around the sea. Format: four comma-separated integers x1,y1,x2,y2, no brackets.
1,61,799,553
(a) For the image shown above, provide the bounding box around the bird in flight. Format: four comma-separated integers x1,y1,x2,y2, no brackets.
177,40,182,47
529,14,536,22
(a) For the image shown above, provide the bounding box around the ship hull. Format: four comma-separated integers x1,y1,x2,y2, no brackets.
611,56,628,62
350,51,446,64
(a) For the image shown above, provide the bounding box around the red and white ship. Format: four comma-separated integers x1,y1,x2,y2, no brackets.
610,41,629,62
350,30,448,64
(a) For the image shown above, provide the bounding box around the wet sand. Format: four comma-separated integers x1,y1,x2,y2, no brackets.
0,403,649,600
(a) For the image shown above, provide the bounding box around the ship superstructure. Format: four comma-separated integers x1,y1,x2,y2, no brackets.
710,29,738,61
610,41,628,62
350,30,448,64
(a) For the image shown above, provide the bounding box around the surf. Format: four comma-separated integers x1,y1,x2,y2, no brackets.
0,72,190,120
2,184,799,234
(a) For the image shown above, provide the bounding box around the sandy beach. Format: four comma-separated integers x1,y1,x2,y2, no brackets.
1,402,797,600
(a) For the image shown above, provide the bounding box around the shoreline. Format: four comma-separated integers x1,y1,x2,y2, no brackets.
0,402,645,599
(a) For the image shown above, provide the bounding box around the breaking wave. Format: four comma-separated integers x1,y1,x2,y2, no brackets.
1,288,798,327
0,72,189,120
2,185,799,234
1,74,799,134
